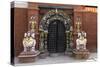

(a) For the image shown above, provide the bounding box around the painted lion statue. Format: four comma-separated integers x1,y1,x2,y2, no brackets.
23,32,36,52
76,31,87,50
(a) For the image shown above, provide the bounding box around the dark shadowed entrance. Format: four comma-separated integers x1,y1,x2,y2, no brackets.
47,20,66,53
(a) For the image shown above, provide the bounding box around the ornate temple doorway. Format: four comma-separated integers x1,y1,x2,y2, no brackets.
47,20,66,53
39,9,72,54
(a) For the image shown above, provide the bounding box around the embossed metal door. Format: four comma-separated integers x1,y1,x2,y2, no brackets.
47,20,66,53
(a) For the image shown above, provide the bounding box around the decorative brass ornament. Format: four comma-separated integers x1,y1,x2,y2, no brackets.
29,16,37,32
40,9,71,31
75,16,82,33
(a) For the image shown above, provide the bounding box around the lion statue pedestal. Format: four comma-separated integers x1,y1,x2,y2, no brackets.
18,32,40,63
73,31,90,59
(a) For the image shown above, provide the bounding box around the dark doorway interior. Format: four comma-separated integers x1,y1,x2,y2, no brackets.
47,20,66,53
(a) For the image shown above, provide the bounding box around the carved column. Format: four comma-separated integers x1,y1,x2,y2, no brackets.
27,2,39,49
73,6,84,48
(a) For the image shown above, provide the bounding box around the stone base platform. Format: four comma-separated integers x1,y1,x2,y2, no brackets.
18,51,40,63
73,49,90,59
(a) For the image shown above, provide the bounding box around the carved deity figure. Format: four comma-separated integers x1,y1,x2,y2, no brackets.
76,31,87,50
75,17,82,32
23,32,36,52
29,16,36,32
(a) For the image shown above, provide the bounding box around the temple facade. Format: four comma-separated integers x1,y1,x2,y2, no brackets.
11,1,97,64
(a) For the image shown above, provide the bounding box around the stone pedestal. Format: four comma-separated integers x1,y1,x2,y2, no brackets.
73,49,90,59
18,51,40,63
